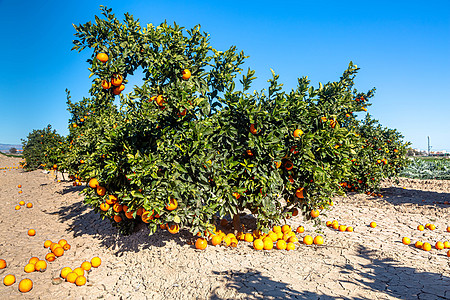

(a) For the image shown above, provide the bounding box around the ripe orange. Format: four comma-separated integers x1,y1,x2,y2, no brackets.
3,274,15,286
273,225,281,233
19,200,25,206
276,239,287,250
268,232,278,242
287,236,299,243
296,226,305,233
75,275,87,286
249,123,257,134
99,202,110,211
0,259,6,269
63,243,71,251
435,241,444,250
425,223,431,229
444,241,450,249
263,238,273,250
422,242,431,251
113,203,123,213
242,233,253,243
53,247,64,257
253,239,264,250
286,242,295,251
24,263,35,273
182,69,191,80
18,184,22,188
313,236,324,245
428,224,436,230
18,278,33,293
44,240,52,248
34,260,47,272
89,178,99,188
211,235,222,246
310,210,320,218
66,272,78,283
303,235,313,245
370,222,377,228
346,226,354,232
81,261,92,271
91,257,102,268
73,267,84,277
195,238,207,250
293,129,303,138
28,257,39,265
448,250,450,257
28,229,36,236
402,237,411,245
326,221,332,227
165,198,178,211
15,205,21,210
96,53,108,63
106,195,118,205
60,267,72,279
45,253,56,262
26,202,33,208
96,186,106,196
417,225,425,231
111,74,123,86
58,239,67,247
338,225,347,232
415,241,423,249
447,226,450,233
114,215,122,223
281,225,291,233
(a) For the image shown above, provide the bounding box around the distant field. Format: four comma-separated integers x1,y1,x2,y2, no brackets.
401,157,450,180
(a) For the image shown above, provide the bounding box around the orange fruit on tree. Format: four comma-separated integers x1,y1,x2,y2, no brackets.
286,242,295,251
402,237,411,245
182,69,191,80
73,267,84,277
96,53,108,63
156,95,166,106
125,210,134,219
313,236,324,245
26,202,33,208
45,253,56,262
303,235,313,245
89,178,99,188
168,224,180,234
114,215,122,223
34,260,47,272
415,241,423,249
370,222,377,228
253,239,264,250
111,74,123,86
310,210,320,218
422,242,431,251
3,274,15,286
75,275,87,286
99,203,110,212
113,203,123,213
136,207,144,216
60,267,72,279
293,129,303,138
96,186,106,196
435,241,444,250
249,123,257,134
276,239,287,250
211,235,222,246
141,210,153,223
28,229,36,236
417,225,425,231
106,195,118,205
24,263,35,273
165,198,178,211
18,278,33,293
296,226,305,234
0,259,6,269
101,79,111,89
53,247,64,257
28,257,39,265
66,272,78,283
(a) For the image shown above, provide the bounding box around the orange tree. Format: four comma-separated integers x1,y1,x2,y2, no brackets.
21,125,63,170
61,7,409,236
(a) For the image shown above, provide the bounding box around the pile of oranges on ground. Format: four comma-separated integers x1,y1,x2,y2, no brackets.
1,183,102,294
402,224,450,256
194,220,324,251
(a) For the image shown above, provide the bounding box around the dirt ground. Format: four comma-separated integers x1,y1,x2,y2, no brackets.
1,155,449,300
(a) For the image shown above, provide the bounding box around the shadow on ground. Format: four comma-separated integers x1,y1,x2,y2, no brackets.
379,186,450,208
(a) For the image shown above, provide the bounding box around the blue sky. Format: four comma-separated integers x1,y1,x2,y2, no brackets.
0,0,449,151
